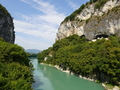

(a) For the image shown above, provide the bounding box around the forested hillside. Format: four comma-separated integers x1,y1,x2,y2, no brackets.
38,35,120,86
0,38,34,90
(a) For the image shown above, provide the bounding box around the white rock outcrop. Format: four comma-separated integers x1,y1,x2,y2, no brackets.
56,0,120,41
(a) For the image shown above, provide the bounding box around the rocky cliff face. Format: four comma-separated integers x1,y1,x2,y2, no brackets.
0,4,15,43
56,0,120,41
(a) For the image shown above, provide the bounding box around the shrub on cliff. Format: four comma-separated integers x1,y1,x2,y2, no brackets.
0,4,10,15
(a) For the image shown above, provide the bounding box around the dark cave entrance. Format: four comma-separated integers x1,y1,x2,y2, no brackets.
94,34,108,39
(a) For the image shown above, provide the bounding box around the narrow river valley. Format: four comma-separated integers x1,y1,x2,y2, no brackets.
30,58,106,90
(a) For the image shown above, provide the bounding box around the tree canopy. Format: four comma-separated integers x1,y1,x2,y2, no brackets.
38,34,120,86
0,38,34,90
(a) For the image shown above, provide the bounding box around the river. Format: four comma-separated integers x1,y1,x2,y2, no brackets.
30,58,106,90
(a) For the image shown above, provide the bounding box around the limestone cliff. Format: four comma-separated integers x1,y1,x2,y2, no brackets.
0,4,15,43
56,0,120,41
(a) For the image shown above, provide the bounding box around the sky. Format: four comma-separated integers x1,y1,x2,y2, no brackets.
0,0,89,50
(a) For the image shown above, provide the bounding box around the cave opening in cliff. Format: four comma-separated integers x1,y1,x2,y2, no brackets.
95,34,108,39
80,35,86,38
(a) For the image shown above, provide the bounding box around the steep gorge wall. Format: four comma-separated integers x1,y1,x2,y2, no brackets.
0,4,15,43
56,0,120,41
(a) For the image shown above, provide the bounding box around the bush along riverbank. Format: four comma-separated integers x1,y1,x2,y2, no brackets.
0,38,34,90
38,34,120,90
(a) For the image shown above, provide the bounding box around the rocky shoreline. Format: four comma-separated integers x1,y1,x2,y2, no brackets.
40,63,120,90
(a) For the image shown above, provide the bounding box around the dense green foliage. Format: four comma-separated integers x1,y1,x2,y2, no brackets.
95,0,109,9
0,38,34,90
63,4,85,21
38,35,120,86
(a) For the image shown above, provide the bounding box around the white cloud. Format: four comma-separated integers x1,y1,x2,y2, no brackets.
14,19,56,42
20,0,30,4
15,0,66,49
32,0,56,14
15,35,50,50
20,0,63,16
67,0,79,10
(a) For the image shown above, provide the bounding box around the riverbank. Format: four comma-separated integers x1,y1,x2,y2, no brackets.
40,63,120,90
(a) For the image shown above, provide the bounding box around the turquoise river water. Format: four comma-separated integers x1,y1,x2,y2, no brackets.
30,58,106,90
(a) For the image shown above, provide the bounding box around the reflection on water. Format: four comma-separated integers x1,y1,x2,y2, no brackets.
31,58,105,90
31,58,54,90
